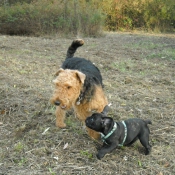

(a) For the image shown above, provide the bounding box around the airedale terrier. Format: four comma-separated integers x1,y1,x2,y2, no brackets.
50,39,108,139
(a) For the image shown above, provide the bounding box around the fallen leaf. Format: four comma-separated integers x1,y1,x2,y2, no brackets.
121,103,126,106
63,143,68,149
138,160,142,167
164,162,170,167
1,110,5,114
42,127,50,135
53,157,59,161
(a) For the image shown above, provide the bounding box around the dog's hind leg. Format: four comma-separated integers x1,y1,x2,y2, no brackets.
126,137,138,146
139,132,151,155
55,106,66,128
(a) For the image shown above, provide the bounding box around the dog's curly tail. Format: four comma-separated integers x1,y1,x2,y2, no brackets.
66,39,84,59
144,119,152,125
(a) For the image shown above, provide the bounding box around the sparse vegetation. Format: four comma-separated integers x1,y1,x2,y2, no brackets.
80,150,93,159
0,0,104,36
0,33,175,174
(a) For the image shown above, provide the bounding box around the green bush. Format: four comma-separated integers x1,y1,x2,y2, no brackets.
0,0,174,35
102,0,175,32
0,0,105,36
143,0,175,32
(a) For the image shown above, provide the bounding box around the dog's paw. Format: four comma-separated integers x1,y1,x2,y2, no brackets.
96,153,101,160
145,147,151,155
56,123,66,128
96,152,104,160
144,145,152,155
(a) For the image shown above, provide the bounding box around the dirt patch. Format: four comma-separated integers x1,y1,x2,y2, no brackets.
0,33,175,175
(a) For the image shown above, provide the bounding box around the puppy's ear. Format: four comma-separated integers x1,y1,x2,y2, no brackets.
101,117,113,127
55,68,64,76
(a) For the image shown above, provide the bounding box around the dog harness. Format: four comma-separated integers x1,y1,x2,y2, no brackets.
101,122,117,143
101,121,127,147
118,121,127,147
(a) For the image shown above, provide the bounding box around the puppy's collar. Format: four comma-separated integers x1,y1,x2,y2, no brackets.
101,122,117,142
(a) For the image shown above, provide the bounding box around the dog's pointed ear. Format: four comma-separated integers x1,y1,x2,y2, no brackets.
101,105,110,115
55,68,64,76
75,71,86,84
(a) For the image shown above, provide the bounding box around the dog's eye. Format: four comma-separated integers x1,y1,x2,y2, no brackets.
67,86,71,89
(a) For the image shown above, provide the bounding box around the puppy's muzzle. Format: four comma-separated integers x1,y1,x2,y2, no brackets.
85,117,92,126
85,118,89,125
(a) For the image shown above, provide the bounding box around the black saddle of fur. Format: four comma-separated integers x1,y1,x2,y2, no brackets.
62,57,102,86
61,39,103,102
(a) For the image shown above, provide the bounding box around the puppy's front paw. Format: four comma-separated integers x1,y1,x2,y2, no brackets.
145,146,151,155
96,152,104,160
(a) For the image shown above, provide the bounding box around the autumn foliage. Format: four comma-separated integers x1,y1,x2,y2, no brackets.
0,0,174,36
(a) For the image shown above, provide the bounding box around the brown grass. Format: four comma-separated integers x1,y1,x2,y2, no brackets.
0,33,175,174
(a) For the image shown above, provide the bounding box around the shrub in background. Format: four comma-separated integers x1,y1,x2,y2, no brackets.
102,0,175,32
0,0,174,36
143,0,175,32
0,0,105,36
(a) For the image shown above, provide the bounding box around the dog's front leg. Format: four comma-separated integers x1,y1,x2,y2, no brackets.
96,143,118,160
55,106,66,128
86,127,100,140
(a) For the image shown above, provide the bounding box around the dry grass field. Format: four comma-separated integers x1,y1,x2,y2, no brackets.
0,33,175,175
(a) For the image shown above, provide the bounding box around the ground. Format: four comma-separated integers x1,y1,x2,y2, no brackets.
0,32,175,175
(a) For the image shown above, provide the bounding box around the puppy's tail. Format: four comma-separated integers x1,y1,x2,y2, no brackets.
144,119,152,125
66,39,84,59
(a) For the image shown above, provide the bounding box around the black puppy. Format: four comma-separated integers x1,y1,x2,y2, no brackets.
85,106,152,159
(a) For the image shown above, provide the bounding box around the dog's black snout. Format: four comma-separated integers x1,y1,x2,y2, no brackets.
54,101,60,106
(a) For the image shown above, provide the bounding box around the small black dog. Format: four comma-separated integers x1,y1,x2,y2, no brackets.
85,106,152,159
